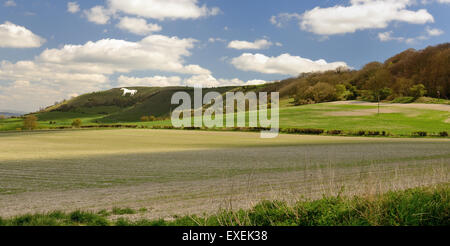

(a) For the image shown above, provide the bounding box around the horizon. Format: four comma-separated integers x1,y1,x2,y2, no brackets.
1,0,449,112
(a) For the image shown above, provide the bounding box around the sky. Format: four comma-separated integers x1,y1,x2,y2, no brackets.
0,0,449,112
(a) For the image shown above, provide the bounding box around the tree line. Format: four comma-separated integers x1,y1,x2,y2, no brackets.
278,43,450,105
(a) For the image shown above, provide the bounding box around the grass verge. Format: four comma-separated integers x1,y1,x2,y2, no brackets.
1,185,448,226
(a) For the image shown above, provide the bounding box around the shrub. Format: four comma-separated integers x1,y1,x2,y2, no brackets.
141,116,150,122
283,128,324,135
327,130,343,135
439,131,448,137
413,131,428,137
409,84,427,99
23,115,38,130
366,131,380,136
391,97,415,104
71,119,82,128
69,211,108,226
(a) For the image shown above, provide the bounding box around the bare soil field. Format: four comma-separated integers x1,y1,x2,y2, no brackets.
0,129,448,220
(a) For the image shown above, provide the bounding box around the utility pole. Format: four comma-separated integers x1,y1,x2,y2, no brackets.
378,95,380,115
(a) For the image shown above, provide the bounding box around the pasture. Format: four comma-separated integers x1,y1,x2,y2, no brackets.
0,129,448,220
1,101,448,136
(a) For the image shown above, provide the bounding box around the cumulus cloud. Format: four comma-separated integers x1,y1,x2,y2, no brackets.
116,17,162,35
426,26,444,36
0,34,211,111
270,13,302,28
183,74,268,88
67,2,80,14
0,61,109,111
118,75,181,87
4,0,15,7
301,0,434,35
378,26,443,44
378,31,405,42
37,35,210,75
228,39,273,50
107,0,220,20
0,21,46,48
83,5,112,25
231,53,348,76
208,37,226,43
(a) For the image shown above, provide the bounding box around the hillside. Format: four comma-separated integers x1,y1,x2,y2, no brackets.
42,86,237,123
37,43,449,124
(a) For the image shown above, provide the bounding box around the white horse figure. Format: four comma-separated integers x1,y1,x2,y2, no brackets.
120,88,138,96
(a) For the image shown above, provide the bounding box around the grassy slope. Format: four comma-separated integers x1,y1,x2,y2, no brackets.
278,102,450,135
1,185,448,226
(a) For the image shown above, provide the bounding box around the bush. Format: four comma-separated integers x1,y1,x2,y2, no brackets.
141,116,150,122
327,130,343,135
366,131,380,136
71,119,82,128
391,97,415,104
409,84,427,99
439,131,448,137
413,131,428,137
23,115,38,130
283,128,325,135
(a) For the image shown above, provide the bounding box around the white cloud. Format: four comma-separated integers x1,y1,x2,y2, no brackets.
83,5,112,25
118,75,181,87
107,0,220,20
270,13,302,28
208,37,226,43
0,60,109,112
378,31,405,42
378,26,443,43
116,17,162,35
67,2,80,14
301,0,434,35
0,21,46,48
37,35,210,75
0,34,211,111
231,53,348,76
184,74,268,88
4,0,15,7
426,26,444,36
228,39,273,50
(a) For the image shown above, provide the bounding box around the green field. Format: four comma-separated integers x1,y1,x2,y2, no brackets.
1,100,448,136
0,129,448,220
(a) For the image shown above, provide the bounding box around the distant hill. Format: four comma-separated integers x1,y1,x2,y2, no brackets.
40,43,449,122
0,111,26,117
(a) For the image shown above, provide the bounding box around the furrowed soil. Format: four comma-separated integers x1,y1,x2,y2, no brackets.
0,129,448,220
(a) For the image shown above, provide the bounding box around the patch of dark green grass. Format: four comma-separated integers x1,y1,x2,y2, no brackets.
112,207,136,215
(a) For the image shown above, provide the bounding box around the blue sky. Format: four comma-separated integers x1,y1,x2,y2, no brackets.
0,0,449,111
